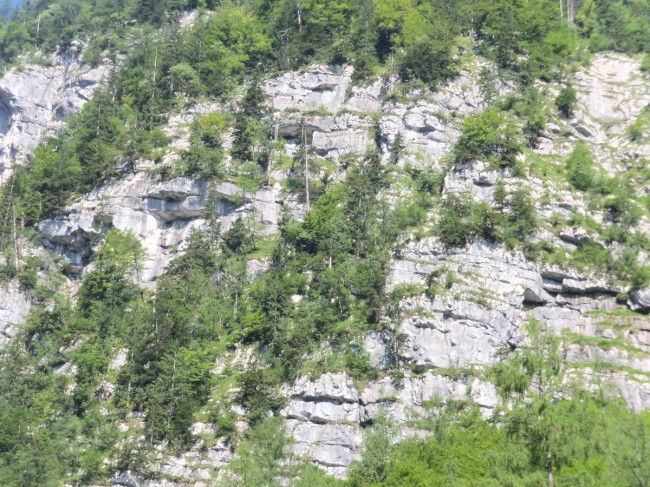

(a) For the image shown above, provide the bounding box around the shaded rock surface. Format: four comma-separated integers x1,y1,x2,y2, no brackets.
39,174,283,282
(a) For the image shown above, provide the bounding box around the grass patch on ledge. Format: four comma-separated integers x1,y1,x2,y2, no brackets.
526,151,566,183
568,361,650,381
247,235,280,260
562,330,649,357
586,307,646,318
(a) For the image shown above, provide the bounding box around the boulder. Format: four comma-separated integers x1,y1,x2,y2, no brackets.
630,288,650,313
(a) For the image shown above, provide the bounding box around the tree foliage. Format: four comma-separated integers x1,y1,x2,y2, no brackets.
454,107,523,168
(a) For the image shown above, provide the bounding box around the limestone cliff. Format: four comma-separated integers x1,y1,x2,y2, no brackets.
0,51,649,484
0,51,108,185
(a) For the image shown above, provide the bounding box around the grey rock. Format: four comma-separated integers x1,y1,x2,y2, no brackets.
0,55,108,184
246,258,270,279
559,228,595,246
562,278,614,294
0,284,30,347
575,54,650,143
360,373,498,424
630,288,650,313
109,349,129,370
523,283,554,304
566,344,650,373
283,399,360,424
265,65,353,112
287,419,363,475
601,328,618,340
290,372,359,403
207,438,234,468
38,173,282,282
541,277,564,293
363,331,392,369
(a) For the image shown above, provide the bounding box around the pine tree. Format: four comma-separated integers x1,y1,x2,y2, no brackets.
492,320,607,487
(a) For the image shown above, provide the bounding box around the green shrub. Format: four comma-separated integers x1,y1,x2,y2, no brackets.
399,37,459,88
631,266,650,290
501,88,547,148
627,116,646,142
437,186,537,249
570,242,611,273
505,188,538,240
566,142,595,191
556,84,578,118
600,187,642,227
436,194,476,248
471,201,501,242
344,347,378,381
454,107,523,168
17,267,38,290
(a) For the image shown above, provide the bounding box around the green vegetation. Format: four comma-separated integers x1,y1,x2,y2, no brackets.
0,0,649,484
179,112,227,178
348,321,650,486
627,105,650,142
498,86,549,149
566,141,595,191
225,417,339,486
453,107,523,169
556,83,578,118
435,187,537,249
0,149,430,482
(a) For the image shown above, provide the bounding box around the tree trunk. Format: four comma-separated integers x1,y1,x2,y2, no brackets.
546,441,554,487
35,13,40,46
302,122,310,213
269,123,278,187
12,205,18,271
297,1,302,33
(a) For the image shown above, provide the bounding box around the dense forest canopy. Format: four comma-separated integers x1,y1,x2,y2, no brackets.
0,0,648,485
0,0,649,72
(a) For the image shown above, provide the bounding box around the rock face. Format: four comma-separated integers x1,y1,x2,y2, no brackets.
266,65,355,112
0,54,108,184
35,61,494,284
385,238,650,407
0,283,30,347
280,371,497,478
390,242,581,367
575,53,650,147
0,54,107,335
39,173,283,282
630,288,650,313
282,372,363,477
3,51,650,484
379,68,496,166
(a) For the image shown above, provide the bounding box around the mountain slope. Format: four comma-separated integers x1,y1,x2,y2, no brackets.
0,2,649,486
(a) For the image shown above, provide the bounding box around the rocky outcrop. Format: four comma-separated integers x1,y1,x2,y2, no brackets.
574,54,650,147
630,288,650,313
0,54,107,336
389,242,554,367
0,53,108,184
3,51,650,484
39,174,283,282
281,370,498,478
282,372,363,477
378,67,496,167
266,65,354,112
383,236,650,421
0,283,30,347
